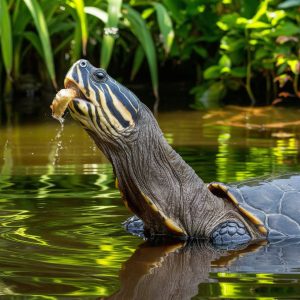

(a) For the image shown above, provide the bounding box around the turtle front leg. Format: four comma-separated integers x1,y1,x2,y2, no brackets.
123,215,145,238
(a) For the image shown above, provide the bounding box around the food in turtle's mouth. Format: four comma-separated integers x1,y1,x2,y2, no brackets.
50,88,77,120
50,80,87,120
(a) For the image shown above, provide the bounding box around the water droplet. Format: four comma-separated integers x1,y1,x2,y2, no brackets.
50,121,65,166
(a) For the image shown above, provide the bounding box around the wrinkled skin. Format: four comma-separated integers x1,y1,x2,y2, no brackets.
62,59,264,244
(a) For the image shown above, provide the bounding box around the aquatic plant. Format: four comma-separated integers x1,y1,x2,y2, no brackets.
0,0,173,107
0,0,299,109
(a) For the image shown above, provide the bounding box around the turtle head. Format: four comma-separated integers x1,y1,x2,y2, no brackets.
64,59,140,147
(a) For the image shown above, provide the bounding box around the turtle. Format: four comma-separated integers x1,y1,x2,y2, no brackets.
56,59,300,245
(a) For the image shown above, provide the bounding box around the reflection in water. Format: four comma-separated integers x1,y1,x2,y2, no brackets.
0,107,299,296
105,240,300,300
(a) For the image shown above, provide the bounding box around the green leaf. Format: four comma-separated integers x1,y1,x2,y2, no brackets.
123,5,159,99
54,35,73,55
255,48,269,60
219,54,231,68
246,21,270,29
85,6,108,23
162,0,184,24
73,0,88,56
71,16,82,63
221,36,245,52
217,13,239,31
230,67,247,78
194,81,227,109
12,0,31,38
287,59,300,74
23,0,56,87
194,46,208,58
267,10,286,26
240,0,260,18
252,0,269,22
142,8,154,19
23,31,43,58
278,0,300,9
101,0,122,68
131,45,145,81
0,0,13,75
152,2,174,54
204,66,221,80
272,21,300,37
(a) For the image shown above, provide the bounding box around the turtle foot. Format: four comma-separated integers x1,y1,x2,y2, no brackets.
123,215,145,238
211,220,251,246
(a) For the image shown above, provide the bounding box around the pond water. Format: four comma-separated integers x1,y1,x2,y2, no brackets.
0,106,300,298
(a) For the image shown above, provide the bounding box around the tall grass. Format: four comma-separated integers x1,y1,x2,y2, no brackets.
23,0,57,88
0,0,173,105
0,0,13,77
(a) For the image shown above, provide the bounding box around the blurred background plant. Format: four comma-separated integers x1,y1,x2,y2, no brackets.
0,0,299,113
192,0,300,108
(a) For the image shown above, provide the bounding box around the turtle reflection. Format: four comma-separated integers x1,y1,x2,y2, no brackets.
102,240,264,300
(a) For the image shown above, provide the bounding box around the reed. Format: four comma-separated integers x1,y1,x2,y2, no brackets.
0,0,173,103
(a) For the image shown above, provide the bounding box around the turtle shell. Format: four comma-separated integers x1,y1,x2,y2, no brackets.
208,174,300,240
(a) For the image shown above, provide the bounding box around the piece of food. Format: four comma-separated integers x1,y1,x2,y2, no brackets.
50,88,77,119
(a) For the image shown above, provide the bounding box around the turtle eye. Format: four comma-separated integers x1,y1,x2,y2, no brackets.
93,70,106,81
79,60,87,68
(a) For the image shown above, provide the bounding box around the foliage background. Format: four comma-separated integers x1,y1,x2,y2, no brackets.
0,0,299,112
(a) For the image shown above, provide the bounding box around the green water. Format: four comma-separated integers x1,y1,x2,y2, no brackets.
0,107,300,298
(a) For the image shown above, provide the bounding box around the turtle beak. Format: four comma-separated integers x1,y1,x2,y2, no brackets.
64,77,77,90
64,77,87,101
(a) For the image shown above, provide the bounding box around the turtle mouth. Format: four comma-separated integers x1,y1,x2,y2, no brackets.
64,78,88,102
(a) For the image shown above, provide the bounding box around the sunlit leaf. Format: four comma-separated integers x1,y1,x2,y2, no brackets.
152,2,174,54
142,7,154,19
73,0,88,56
221,36,245,52
219,55,231,68
252,0,268,21
23,0,56,88
246,21,270,29
278,0,300,8
267,10,286,26
287,59,300,74
123,5,158,99
0,0,13,75
85,6,108,23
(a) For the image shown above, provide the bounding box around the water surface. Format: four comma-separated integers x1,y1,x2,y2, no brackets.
0,106,300,298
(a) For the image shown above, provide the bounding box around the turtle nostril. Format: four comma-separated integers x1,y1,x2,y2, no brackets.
79,60,87,68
